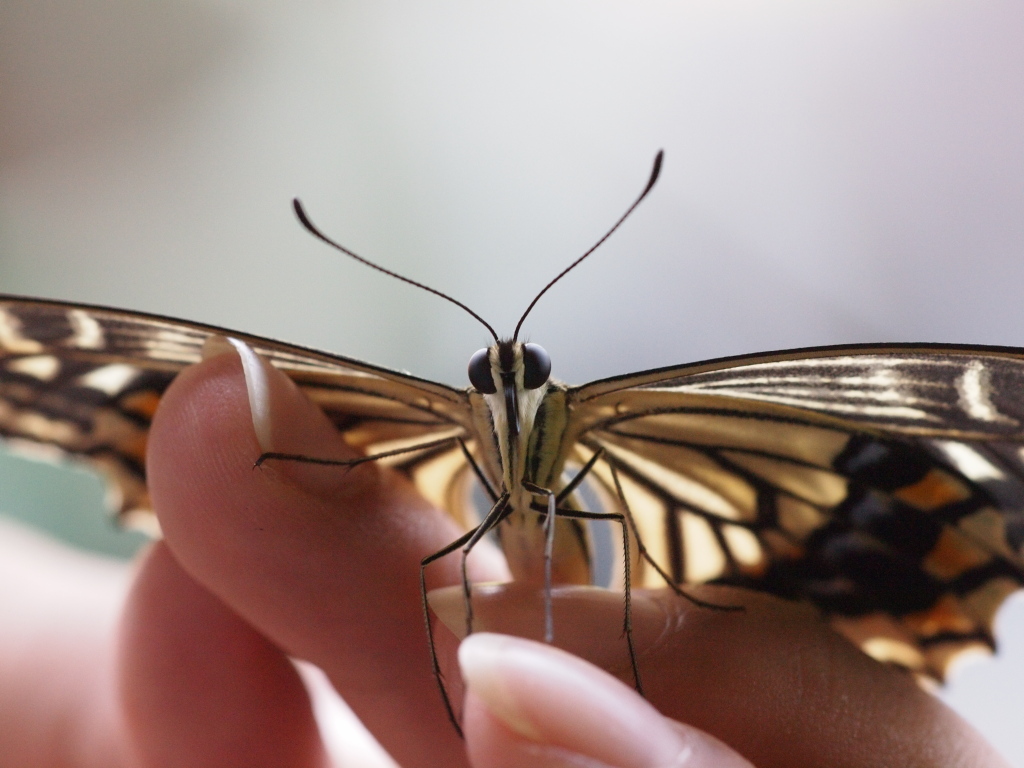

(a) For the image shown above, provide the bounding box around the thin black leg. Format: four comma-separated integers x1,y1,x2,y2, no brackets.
419,492,510,737
523,480,558,642
419,523,479,738
555,447,604,504
254,435,458,468
608,464,743,613
457,493,512,637
458,438,498,502
549,504,643,696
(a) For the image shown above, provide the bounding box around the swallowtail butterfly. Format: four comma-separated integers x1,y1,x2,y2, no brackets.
1,153,1022,721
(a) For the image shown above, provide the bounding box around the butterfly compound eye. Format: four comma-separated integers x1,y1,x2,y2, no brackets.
522,343,551,389
468,348,497,394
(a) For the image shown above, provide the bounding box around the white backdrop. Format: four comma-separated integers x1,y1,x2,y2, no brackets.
1,0,1023,762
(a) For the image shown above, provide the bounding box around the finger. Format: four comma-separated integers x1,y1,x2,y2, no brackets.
119,541,329,767
431,583,1010,768
146,343,505,766
0,518,130,768
458,633,754,768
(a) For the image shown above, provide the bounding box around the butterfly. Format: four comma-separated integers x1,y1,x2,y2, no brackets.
1,152,1023,726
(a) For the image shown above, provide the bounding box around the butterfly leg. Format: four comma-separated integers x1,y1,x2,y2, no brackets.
458,493,513,636
458,438,499,502
419,524,479,737
522,480,558,642
555,446,605,504
545,503,644,696
418,493,511,737
522,452,643,686
254,435,458,469
609,464,743,613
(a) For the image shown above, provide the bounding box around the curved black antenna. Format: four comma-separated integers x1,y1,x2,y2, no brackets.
512,150,664,342
293,199,500,342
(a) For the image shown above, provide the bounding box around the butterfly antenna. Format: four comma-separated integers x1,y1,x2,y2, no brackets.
512,150,663,342
293,199,500,342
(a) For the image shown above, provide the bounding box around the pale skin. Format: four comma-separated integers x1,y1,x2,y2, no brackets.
0,350,1011,768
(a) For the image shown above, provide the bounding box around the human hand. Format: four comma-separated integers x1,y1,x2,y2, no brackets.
0,347,1010,767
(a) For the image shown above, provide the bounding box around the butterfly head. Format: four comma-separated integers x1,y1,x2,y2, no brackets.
468,340,551,439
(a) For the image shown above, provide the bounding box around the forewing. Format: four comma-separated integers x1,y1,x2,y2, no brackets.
569,344,1024,680
0,296,476,532
575,343,1024,439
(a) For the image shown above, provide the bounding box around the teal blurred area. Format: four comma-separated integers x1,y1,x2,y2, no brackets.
0,448,146,559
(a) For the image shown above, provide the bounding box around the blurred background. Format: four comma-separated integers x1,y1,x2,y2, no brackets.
1,0,1023,763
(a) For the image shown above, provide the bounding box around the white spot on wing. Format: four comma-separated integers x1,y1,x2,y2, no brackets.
67,309,104,349
0,308,43,354
7,354,60,381
956,361,1015,424
935,440,1006,482
78,364,140,395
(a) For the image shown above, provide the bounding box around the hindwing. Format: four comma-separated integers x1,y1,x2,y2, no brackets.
569,346,1024,679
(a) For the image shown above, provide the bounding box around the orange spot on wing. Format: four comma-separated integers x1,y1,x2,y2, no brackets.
120,390,162,420
923,527,992,580
903,594,975,637
893,469,970,511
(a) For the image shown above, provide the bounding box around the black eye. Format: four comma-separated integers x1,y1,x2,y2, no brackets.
522,343,551,389
468,348,497,393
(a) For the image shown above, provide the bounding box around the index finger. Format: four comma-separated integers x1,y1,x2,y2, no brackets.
146,344,502,766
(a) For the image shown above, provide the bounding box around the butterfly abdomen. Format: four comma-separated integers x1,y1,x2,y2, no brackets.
467,374,591,586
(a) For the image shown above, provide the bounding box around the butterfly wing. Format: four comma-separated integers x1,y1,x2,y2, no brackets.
0,296,477,533
568,344,1024,679
4,299,1022,678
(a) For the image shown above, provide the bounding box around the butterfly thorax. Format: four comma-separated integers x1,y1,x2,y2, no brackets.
467,340,589,585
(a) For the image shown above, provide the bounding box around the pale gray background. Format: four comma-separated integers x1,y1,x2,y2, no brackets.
1,0,1022,763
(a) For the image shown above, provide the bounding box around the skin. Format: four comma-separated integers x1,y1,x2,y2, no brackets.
0,350,1011,767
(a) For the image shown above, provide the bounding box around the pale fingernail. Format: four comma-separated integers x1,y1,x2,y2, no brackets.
458,633,545,740
226,337,274,453
459,633,753,768
206,336,360,499
198,335,274,451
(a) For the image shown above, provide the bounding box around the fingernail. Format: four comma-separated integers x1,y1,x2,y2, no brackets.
459,634,545,741
201,335,359,496
459,634,750,768
228,338,275,452
199,335,275,451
